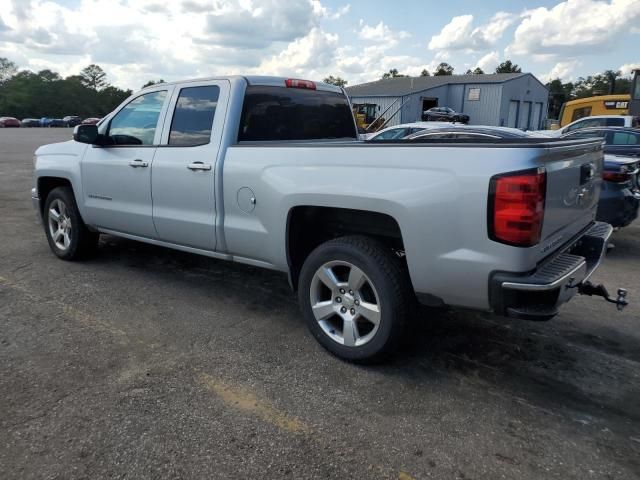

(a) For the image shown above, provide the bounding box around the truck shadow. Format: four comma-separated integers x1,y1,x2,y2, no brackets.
89,234,640,431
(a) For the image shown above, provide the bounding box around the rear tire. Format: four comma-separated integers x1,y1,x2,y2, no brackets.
298,235,411,363
43,187,99,260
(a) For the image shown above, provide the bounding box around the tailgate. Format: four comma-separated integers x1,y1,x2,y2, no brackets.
535,140,603,261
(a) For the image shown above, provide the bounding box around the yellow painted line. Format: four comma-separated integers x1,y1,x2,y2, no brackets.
398,472,417,480
0,273,157,348
198,373,311,435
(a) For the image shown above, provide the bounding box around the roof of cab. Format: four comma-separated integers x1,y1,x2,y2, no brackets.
139,75,343,94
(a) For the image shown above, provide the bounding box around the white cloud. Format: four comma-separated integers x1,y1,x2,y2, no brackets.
539,60,582,82
0,0,338,88
476,51,500,72
619,63,640,77
255,27,339,76
358,20,410,44
428,12,515,51
508,0,640,57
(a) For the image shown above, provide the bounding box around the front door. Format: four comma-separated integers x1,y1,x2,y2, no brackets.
151,81,229,250
81,88,172,238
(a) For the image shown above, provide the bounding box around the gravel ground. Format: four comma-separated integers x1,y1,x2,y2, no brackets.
1,128,639,480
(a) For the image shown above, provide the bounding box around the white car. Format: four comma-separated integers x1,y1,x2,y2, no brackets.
539,115,640,137
364,121,458,141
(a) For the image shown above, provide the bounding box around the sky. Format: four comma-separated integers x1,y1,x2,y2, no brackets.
0,0,639,90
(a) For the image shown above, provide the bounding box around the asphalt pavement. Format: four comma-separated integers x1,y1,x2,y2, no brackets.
1,128,639,479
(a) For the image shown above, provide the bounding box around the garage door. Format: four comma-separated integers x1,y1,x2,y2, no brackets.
531,103,542,130
520,102,531,130
507,101,519,128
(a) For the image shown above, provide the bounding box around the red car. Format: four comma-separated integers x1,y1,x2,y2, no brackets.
81,117,101,125
0,117,21,127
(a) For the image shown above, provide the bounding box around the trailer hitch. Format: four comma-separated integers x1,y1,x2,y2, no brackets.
578,281,628,311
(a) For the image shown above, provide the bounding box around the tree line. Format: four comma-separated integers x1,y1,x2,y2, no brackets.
0,58,133,119
546,70,632,119
323,60,523,87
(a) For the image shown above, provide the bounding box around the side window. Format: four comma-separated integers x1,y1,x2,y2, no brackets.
605,117,624,127
169,85,220,146
108,91,167,145
611,132,638,145
571,106,592,122
565,119,585,132
373,129,401,140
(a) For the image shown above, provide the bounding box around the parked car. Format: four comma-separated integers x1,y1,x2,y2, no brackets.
32,75,625,362
81,117,101,125
561,127,640,157
421,107,469,124
21,118,41,127
403,125,539,140
0,116,21,127
63,116,82,127
366,122,456,141
545,115,640,136
596,154,640,228
49,118,67,128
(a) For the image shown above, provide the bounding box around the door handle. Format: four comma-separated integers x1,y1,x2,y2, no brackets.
187,162,212,171
129,159,148,168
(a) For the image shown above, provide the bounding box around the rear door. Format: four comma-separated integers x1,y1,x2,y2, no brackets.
151,80,230,250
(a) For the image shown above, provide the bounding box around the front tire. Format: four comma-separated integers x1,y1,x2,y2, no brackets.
43,187,98,260
298,236,411,363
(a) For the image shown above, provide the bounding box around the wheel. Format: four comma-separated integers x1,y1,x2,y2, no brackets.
44,187,99,260
298,236,411,363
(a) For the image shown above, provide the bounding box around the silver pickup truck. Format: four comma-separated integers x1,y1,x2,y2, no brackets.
32,76,627,362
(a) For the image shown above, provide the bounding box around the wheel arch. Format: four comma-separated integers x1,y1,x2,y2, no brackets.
286,206,407,291
37,176,74,216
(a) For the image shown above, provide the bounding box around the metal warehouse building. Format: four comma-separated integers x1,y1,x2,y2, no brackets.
345,73,549,130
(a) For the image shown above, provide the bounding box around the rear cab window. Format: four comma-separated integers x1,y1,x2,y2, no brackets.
238,85,356,141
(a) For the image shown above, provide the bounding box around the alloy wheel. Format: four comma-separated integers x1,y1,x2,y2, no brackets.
309,260,381,347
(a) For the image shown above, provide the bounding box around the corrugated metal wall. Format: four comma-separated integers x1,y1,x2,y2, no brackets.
461,84,503,125
349,74,549,130
499,75,549,129
401,85,450,124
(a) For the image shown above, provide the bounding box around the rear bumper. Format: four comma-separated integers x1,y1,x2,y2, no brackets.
489,222,612,320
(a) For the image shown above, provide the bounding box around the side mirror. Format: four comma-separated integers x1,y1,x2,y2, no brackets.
73,124,100,144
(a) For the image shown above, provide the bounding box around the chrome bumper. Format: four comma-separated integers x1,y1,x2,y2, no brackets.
490,222,613,320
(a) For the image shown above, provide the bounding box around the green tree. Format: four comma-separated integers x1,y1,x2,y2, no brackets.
142,79,166,88
0,63,131,119
80,64,108,90
472,67,484,74
322,75,348,87
434,62,454,76
420,69,430,77
37,69,61,82
382,68,405,79
0,57,18,83
495,60,521,73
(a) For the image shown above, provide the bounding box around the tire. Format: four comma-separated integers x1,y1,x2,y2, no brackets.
43,186,99,260
298,235,412,363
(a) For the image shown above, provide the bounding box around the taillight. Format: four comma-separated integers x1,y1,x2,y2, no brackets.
602,170,632,183
285,78,316,90
489,168,546,247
